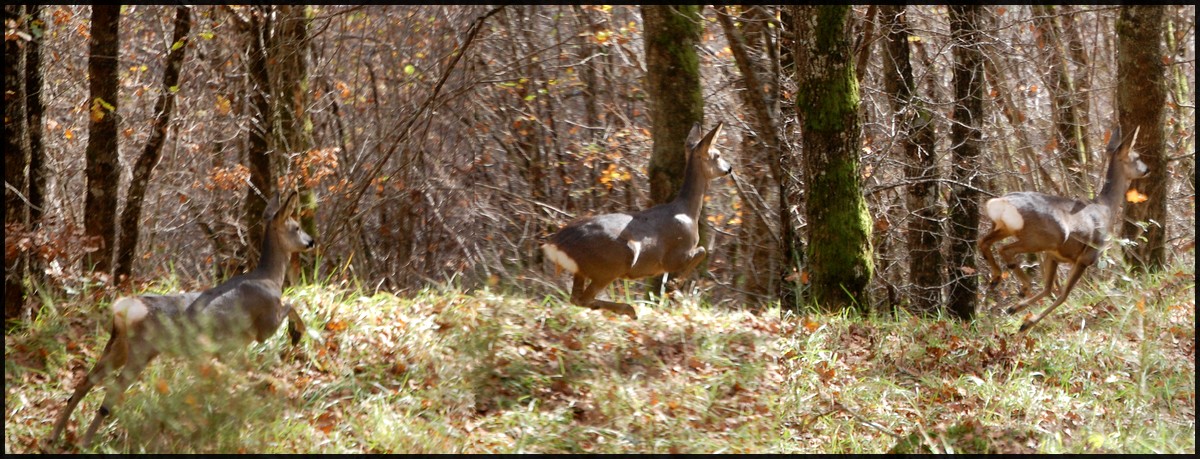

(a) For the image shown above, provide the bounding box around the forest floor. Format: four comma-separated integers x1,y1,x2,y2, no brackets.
5,261,1195,454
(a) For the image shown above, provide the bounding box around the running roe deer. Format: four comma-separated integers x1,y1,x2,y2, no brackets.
48,191,315,447
542,122,731,319
980,125,1148,332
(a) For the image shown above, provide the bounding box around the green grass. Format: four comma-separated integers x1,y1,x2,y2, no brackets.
5,261,1194,453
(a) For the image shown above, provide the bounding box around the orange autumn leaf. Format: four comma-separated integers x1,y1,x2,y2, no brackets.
1126,189,1149,203
1135,298,1145,314
803,319,820,333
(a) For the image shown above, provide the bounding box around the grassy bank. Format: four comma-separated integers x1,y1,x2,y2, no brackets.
5,262,1194,453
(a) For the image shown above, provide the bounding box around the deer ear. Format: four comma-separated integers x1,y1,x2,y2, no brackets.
686,122,703,151
280,191,300,219
262,193,281,221
702,122,724,148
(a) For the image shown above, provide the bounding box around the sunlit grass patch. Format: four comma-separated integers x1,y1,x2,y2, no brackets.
6,260,1194,454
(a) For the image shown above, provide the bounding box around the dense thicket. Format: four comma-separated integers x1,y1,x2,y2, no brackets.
3,5,1194,320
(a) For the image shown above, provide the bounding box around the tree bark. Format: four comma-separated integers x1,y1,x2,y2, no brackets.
5,5,33,323
1116,5,1168,271
240,5,276,272
1033,5,1088,196
642,5,704,206
83,4,122,275
716,6,786,301
25,4,46,226
946,5,985,321
114,6,192,284
790,5,874,312
881,5,943,313
642,5,705,295
271,4,317,279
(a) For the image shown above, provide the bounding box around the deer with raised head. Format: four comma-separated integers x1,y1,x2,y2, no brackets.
980,125,1148,332
542,122,731,319
48,191,315,448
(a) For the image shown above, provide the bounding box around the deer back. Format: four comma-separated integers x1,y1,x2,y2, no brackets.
184,191,314,343
543,122,728,281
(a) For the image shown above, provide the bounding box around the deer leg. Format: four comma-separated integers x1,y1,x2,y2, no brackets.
48,329,128,445
997,241,1036,298
571,274,636,319
285,303,306,346
1019,262,1090,332
663,246,708,292
570,273,587,302
979,228,1009,291
79,348,158,448
1007,258,1059,315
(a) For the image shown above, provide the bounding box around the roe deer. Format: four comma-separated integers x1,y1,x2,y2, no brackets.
980,126,1148,332
542,122,731,319
48,191,315,447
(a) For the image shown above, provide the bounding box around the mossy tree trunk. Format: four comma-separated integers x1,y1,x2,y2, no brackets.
642,5,705,294
642,5,704,205
1117,5,1168,271
790,5,874,312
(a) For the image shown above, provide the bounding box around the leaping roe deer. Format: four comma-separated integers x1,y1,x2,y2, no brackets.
542,122,731,319
981,125,1148,332
48,191,315,448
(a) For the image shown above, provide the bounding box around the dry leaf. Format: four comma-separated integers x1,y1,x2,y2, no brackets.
1126,189,1149,203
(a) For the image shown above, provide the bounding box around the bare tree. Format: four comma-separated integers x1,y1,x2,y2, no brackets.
1117,5,1169,271
946,5,985,320
83,5,122,275
114,6,192,284
881,5,943,313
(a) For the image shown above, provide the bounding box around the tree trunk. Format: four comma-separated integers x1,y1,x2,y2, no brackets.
83,4,121,275
1033,5,1088,196
642,5,705,295
716,6,785,301
114,6,192,285
881,5,943,313
271,4,317,280
241,5,275,273
26,4,46,226
5,5,32,324
642,5,704,206
946,5,985,321
1116,5,1168,271
790,5,874,312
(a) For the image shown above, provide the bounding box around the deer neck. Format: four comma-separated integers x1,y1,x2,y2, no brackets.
672,152,708,218
1094,159,1132,224
251,232,289,288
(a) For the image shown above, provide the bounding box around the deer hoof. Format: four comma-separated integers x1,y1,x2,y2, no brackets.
1018,321,1035,333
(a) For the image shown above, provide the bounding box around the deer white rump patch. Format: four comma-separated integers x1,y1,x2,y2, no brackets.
986,198,1024,232
627,240,642,268
542,243,579,274
111,296,149,332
